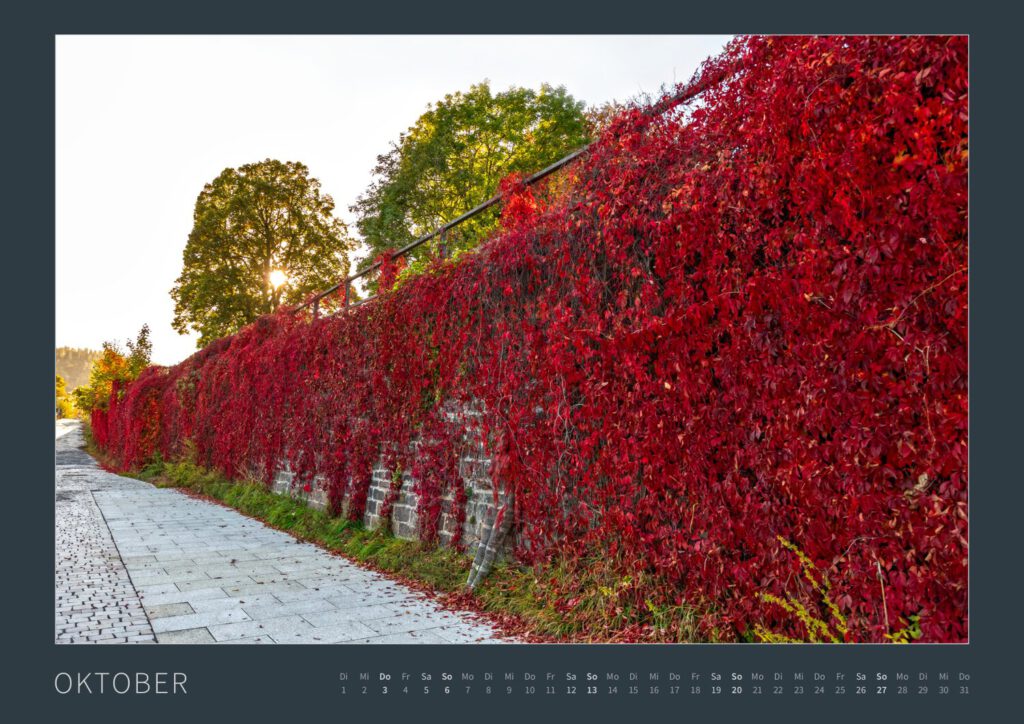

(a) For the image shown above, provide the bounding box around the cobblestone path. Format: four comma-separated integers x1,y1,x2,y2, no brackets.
55,420,508,644
56,419,156,643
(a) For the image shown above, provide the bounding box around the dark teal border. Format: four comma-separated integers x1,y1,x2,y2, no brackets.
7,2,1014,721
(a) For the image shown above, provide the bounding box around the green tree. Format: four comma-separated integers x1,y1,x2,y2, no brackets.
172,159,353,346
351,81,591,270
73,325,152,414
125,323,152,379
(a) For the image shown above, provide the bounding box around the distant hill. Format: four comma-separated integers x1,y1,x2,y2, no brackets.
56,347,101,390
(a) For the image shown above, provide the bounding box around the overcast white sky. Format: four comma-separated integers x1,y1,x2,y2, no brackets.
56,35,731,365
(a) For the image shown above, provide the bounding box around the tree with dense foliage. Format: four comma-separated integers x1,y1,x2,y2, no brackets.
73,325,152,415
172,160,353,347
351,82,590,268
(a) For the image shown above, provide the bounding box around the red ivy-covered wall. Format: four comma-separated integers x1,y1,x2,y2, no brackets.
94,36,968,642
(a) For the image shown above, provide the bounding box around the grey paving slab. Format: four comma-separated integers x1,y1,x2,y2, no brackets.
274,583,360,602
150,608,252,634
363,613,449,637
175,575,255,592
137,587,231,607
145,602,195,618
137,583,181,597
302,604,406,628
155,627,215,644
269,621,379,644
432,625,509,643
54,419,512,645
208,615,315,642
220,580,310,597
189,594,283,613
327,591,423,610
241,597,338,620
351,629,452,644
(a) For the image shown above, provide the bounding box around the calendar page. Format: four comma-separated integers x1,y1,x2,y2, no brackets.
20,3,1014,723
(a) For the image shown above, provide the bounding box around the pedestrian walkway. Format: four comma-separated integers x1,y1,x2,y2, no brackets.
55,420,508,644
